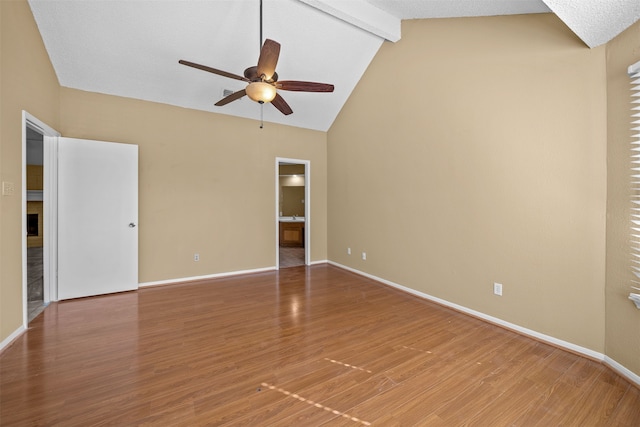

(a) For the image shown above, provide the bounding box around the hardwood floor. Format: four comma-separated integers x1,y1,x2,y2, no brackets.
2,264,639,426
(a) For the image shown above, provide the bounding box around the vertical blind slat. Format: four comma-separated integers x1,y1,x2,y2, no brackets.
631,66,640,292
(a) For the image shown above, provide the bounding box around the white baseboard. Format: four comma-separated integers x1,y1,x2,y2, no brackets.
605,356,640,387
328,261,640,386
0,325,26,353
140,262,329,288
139,266,277,288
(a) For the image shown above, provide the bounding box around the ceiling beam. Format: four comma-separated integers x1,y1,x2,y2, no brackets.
298,0,401,42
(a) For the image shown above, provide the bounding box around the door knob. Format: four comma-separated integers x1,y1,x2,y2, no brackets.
129,222,136,228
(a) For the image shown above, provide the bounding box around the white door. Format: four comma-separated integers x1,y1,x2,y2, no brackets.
57,137,138,300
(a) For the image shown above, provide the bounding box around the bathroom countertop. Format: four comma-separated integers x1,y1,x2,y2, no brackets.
279,217,305,223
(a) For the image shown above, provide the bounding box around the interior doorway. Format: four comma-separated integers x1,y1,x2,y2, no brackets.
22,112,60,326
276,158,310,269
25,126,46,322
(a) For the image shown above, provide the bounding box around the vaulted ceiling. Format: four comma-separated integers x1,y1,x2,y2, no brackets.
28,0,640,132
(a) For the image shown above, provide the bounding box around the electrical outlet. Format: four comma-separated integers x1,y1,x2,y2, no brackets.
194,253,200,262
493,282,503,296
347,247,351,255
362,252,366,260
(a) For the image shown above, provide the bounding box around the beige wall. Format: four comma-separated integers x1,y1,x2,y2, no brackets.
58,88,327,284
328,15,608,352
605,19,640,374
0,0,60,340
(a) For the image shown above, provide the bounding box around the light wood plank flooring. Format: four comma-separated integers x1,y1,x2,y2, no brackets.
2,264,639,426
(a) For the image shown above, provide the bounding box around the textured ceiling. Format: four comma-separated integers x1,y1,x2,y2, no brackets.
542,0,640,48
28,0,640,132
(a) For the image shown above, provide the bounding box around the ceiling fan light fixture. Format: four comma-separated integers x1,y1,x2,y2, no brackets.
246,81,276,104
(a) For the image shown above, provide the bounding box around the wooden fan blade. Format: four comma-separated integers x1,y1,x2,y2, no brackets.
271,93,293,115
277,81,334,92
215,89,246,106
256,39,280,81
179,60,249,82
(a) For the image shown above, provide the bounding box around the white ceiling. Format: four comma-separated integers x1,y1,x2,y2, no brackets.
28,0,640,132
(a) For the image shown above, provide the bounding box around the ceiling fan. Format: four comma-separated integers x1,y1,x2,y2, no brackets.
178,0,334,117
178,39,333,116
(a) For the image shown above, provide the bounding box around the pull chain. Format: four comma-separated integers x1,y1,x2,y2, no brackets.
260,103,264,129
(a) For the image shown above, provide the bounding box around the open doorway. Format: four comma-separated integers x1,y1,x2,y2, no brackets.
22,111,60,326
276,158,310,269
25,126,46,322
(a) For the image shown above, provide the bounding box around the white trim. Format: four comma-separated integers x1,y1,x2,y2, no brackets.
43,136,58,302
309,259,328,266
22,118,28,327
328,261,606,361
305,163,310,266
299,0,400,42
138,266,277,288
604,356,640,388
0,325,26,353
275,159,280,269
628,60,640,76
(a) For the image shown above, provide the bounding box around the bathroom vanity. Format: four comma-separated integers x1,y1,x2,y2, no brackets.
279,217,305,247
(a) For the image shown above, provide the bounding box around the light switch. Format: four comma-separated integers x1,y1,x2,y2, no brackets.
2,181,15,196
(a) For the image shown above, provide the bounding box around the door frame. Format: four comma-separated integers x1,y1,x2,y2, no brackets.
275,157,310,269
22,111,60,327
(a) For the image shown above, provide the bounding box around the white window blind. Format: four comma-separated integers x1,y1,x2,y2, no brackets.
629,60,640,308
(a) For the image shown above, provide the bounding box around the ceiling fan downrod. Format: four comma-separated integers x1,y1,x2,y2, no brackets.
258,0,266,129
259,0,263,53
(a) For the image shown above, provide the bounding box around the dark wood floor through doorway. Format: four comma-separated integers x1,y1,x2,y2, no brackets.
2,264,639,425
